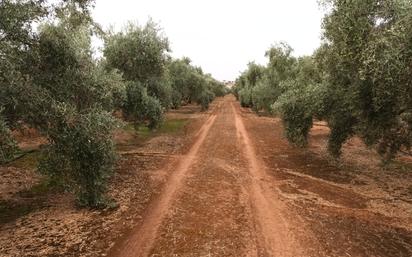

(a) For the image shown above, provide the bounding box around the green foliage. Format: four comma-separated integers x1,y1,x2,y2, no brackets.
251,77,279,113
237,1,412,162
273,80,326,147
320,0,412,160
167,58,222,110
273,90,313,147
0,0,97,127
39,105,118,207
235,44,328,150
104,21,170,125
104,21,170,82
8,150,42,170
234,56,292,112
104,22,222,125
145,75,173,109
170,89,183,109
239,87,253,107
0,110,18,164
198,90,215,111
124,82,147,121
235,62,266,109
0,0,46,44
125,119,188,142
96,64,127,110
0,1,124,207
167,58,193,106
1,0,222,208
0,0,47,127
209,80,227,97
265,42,297,83
35,23,101,106
159,119,188,134
124,82,163,129
35,18,122,207
271,53,327,147
145,95,163,129
244,62,266,87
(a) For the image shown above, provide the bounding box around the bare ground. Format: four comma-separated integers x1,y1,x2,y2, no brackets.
0,104,208,257
109,95,412,257
1,95,412,257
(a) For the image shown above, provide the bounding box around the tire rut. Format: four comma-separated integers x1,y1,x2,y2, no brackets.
109,96,312,257
108,112,218,257
231,102,306,257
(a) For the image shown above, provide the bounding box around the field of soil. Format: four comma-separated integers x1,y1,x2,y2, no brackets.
1,95,412,257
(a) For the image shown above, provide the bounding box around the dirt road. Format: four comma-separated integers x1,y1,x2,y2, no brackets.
108,95,412,257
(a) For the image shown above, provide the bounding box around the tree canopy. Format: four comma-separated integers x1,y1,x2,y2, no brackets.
235,0,412,162
0,0,224,207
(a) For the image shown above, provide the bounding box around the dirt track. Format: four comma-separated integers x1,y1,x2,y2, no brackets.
107,95,412,257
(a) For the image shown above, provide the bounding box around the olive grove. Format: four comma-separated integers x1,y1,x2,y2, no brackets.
235,0,412,162
0,0,225,207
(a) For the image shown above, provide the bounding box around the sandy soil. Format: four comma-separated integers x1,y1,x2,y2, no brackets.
242,104,412,257
108,95,412,257
0,104,207,257
1,95,412,257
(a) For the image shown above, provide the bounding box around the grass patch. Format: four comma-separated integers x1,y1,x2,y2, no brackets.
0,180,52,225
135,125,152,139
158,119,189,134
8,150,42,170
0,200,39,225
18,180,55,198
389,160,412,173
124,119,189,139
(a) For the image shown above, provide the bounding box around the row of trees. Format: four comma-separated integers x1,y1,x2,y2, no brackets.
234,0,412,163
0,0,225,207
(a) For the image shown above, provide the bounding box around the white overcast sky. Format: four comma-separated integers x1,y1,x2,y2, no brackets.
92,0,325,81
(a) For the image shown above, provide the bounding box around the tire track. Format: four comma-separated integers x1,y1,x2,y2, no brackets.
231,102,305,257
109,112,218,257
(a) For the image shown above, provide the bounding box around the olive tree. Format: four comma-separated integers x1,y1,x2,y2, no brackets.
104,21,169,82
270,54,326,147
0,0,47,127
167,58,222,110
0,110,18,164
0,0,125,207
235,1,412,163
236,62,265,108
167,58,193,108
32,6,125,207
104,21,170,128
39,104,118,207
124,82,163,129
320,0,412,160
236,44,326,147
0,0,39,162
